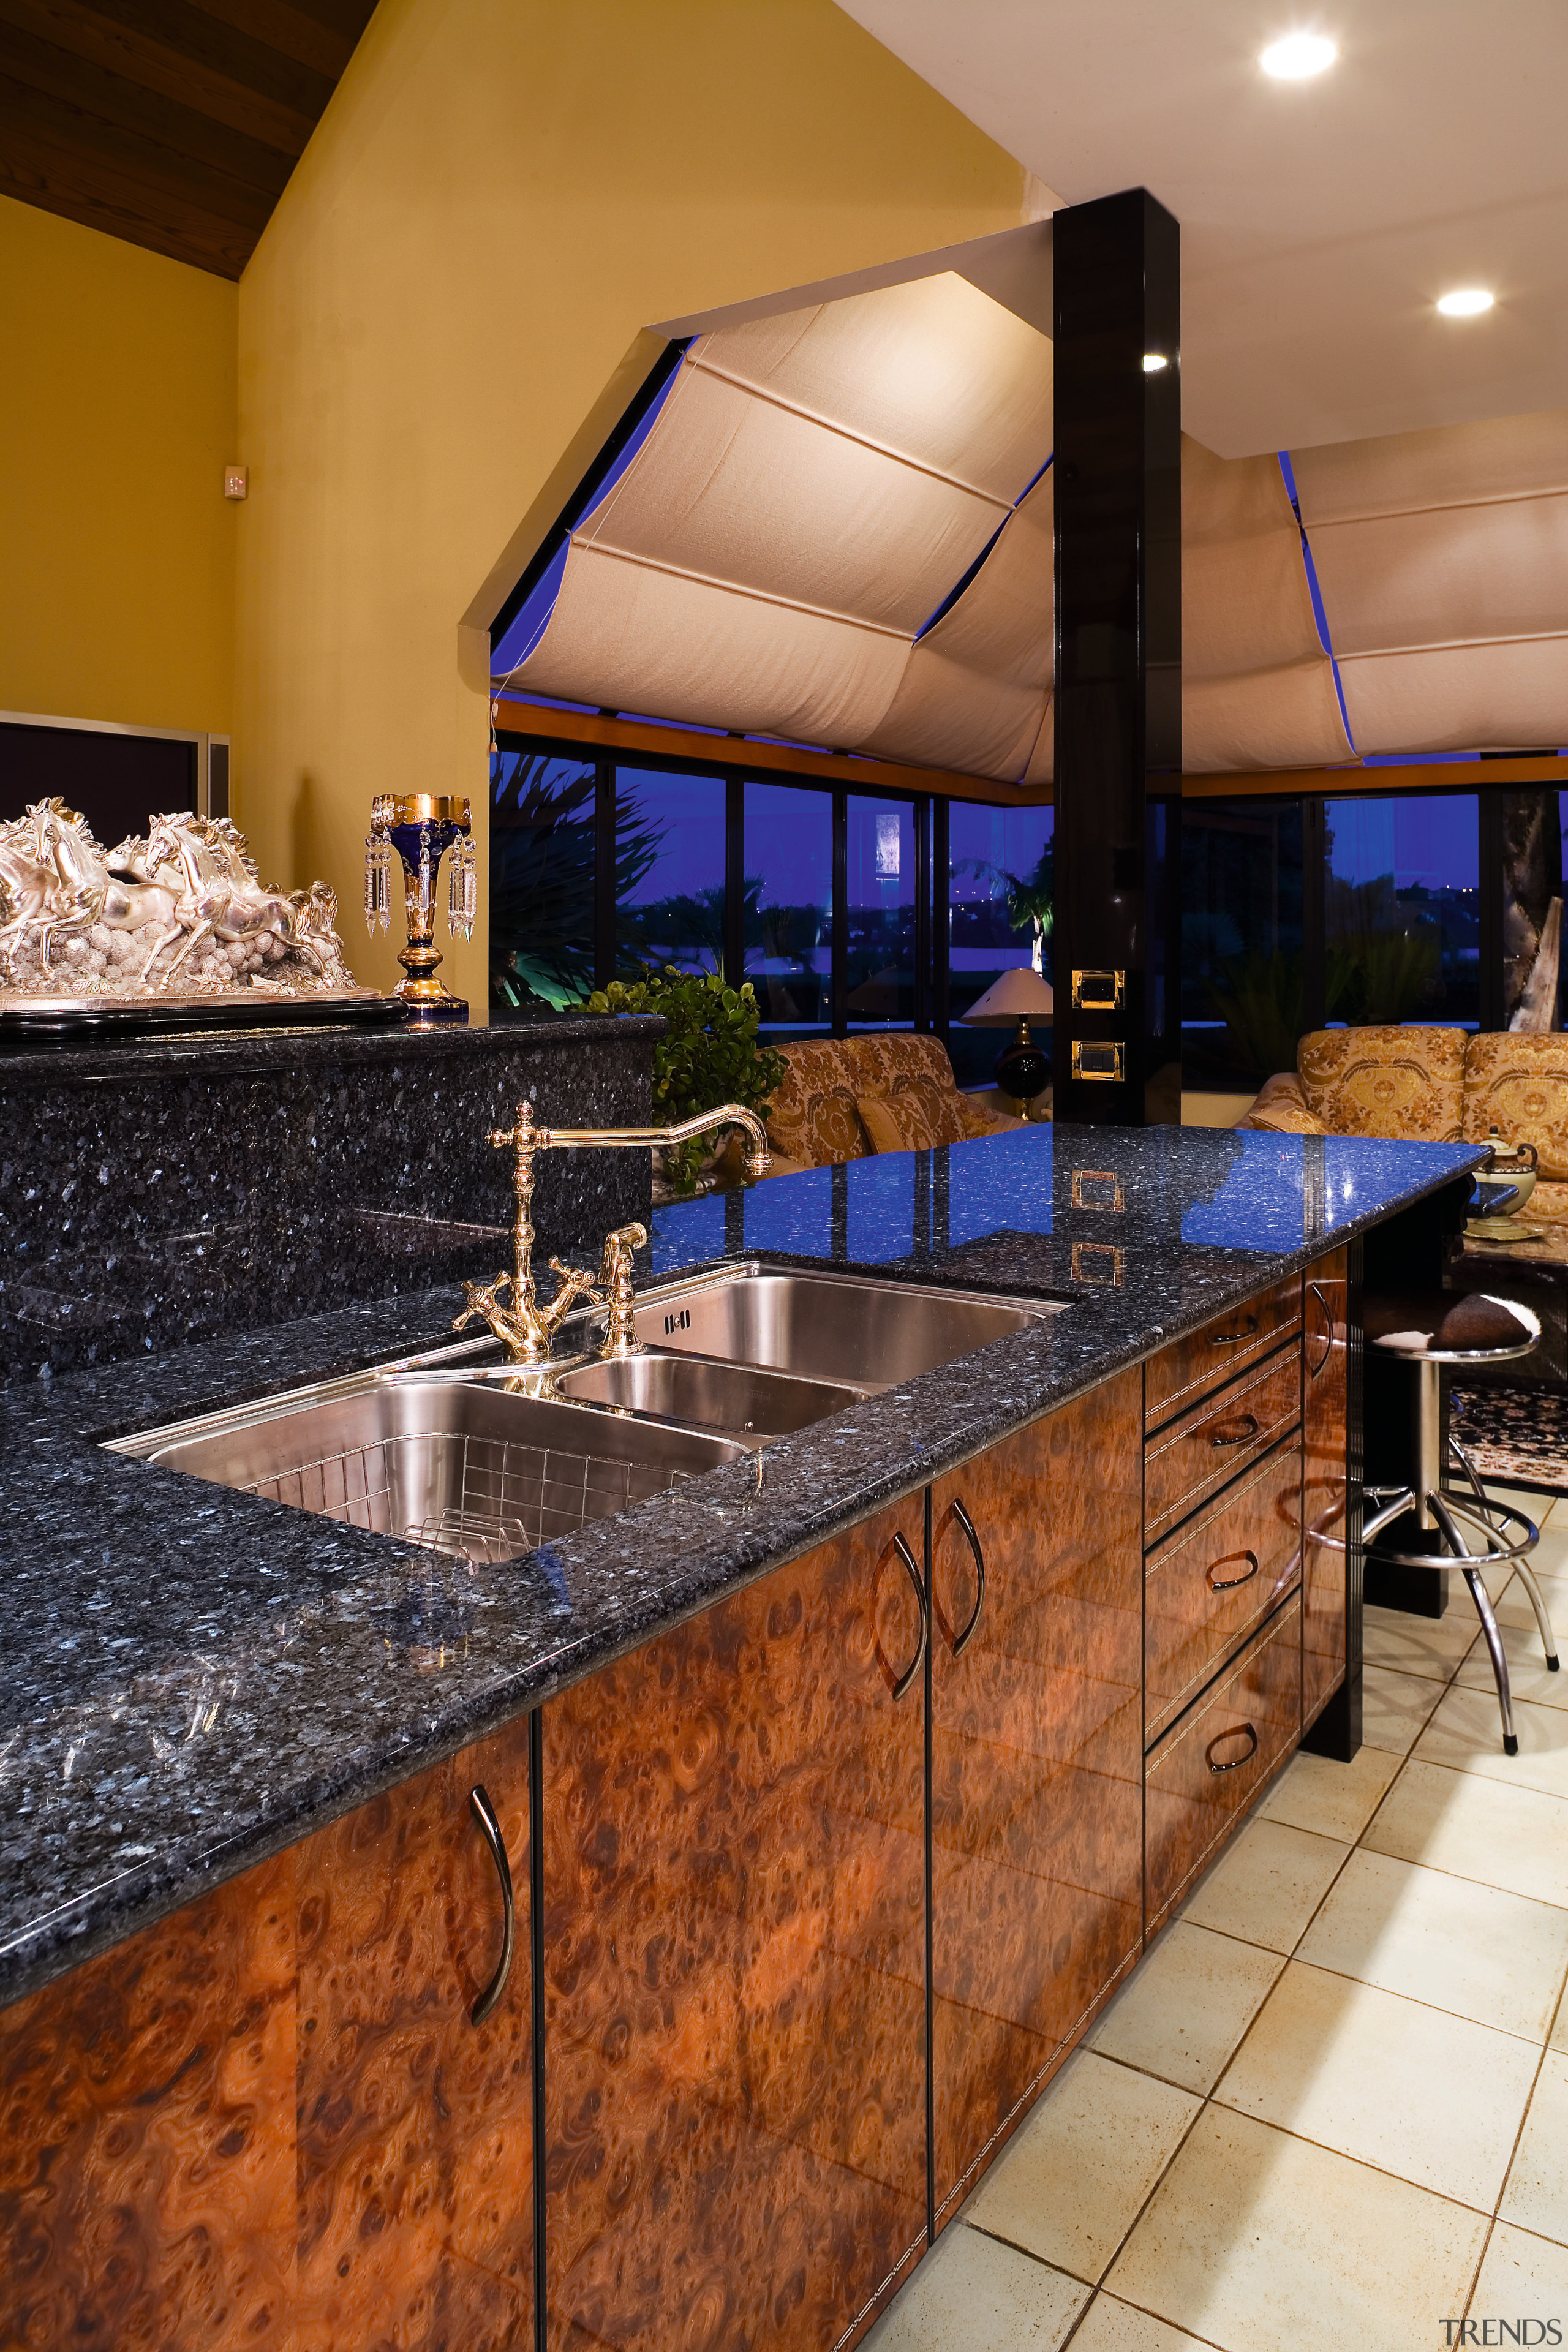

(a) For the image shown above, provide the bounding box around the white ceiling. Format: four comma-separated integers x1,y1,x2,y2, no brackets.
836,1,1568,456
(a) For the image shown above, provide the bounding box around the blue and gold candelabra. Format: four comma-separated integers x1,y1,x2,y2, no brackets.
365,793,475,1023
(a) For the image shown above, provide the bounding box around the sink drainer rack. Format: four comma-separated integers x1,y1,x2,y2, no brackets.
240,1428,695,1563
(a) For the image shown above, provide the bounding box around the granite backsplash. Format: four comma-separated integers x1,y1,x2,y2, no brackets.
0,1011,662,1384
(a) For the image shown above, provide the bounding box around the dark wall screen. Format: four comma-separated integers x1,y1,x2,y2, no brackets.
0,722,198,851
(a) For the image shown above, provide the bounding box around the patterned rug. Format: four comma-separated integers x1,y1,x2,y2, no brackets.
1452,1384,1568,1496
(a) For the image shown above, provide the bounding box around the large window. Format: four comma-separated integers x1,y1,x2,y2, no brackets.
489,749,599,1011
846,796,921,1028
947,803,1053,1087
744,780,832,1040
1324,794,1479,1029
1182,798,1306,1094
613,769,726,977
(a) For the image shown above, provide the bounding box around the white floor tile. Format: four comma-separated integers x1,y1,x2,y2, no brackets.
1492,1566,1568,1638
1502,2052,1568,2246
962,2050,1199,2286
1363,1760,1568,1909
860,2225,1090,2352
1470,2220,1568,2324
1104,2108,1488,2352
1456,1615,1568,1714
1297,1847,1568,2043
1213,1960,1538,2210
1069,2293,1216,2351
1180,1819,1349,1954
1091,1924,1284,2095
1415,1686,1568,1801
1257,1746,1400,1842
1363,1601,1479,1683
1363,1661,1450,1754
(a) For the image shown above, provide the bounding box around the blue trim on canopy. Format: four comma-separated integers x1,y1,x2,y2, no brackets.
491,345,692,680
1278,450,1355,753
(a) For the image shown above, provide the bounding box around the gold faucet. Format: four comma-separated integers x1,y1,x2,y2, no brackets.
454,1099,771,1365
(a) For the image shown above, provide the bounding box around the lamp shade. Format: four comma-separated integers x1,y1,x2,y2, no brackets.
960,967,1055,1027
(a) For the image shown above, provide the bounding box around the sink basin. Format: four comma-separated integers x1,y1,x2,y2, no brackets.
109,1378,746,1562
555,1351,865,1442
629,1265,1063,1391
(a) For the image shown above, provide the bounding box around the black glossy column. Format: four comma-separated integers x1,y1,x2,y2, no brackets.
1053,189,1181,1125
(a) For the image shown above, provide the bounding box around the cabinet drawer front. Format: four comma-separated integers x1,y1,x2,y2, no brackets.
1144,1343,1302,1544
1145,1442,1302,1744
1145,1275,1302,1431
1145,1597,1302,1936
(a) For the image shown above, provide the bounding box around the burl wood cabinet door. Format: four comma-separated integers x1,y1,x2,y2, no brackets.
295,1711,533,2352
1303,1250,1350,1727
540,1499,929,2352
0,1851,296,2352
928,1368,1144,2228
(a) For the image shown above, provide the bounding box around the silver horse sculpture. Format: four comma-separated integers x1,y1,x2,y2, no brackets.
0,799,355,995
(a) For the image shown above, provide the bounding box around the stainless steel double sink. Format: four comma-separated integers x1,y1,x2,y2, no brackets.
108,1264,1065,1565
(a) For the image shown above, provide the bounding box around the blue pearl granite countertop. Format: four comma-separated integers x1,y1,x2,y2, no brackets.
0,1123,1482,2008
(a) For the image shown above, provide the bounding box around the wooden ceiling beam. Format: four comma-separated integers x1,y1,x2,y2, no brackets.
1181,754,1568,798
0,89,259,272
187,0,356,81
490,698,1054,809
88,0,335,123
0,0,314,151
1,17,293,192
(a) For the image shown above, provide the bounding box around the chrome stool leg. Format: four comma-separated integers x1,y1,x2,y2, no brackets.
1511,1558,1561,1674
1431,1490,1520,1754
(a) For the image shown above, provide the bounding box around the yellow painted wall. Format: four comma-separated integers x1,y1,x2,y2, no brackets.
236,0,1033,1012
0,196,236,734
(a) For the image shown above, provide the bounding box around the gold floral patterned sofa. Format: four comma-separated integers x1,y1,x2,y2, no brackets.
1239,1027,1568,1221
762,1034,1030,1175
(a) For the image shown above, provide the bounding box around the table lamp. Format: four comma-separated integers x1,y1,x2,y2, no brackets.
960,967,1054,1114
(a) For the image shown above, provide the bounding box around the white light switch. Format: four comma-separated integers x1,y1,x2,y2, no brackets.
224,465,248,500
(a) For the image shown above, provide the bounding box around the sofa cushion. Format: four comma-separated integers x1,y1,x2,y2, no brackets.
1462,1033,1568,1181
1298,1025,1466,1140
839,1031,960,1098
856,1087,1013,1154
1236,1072,1329,1135
762,1040,872,1170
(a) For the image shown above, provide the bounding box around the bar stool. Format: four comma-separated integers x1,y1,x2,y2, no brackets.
1363,1291,1558,1754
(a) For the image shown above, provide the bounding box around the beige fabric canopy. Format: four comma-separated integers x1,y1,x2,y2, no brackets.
502,273,1056,780
502,257,1568,783
1181,437,1352,772
1292,407,1568,756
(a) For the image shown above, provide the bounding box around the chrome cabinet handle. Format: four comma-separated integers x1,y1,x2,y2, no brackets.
1306,1281,1334,1378
468,1784,516,2027
1207,1414,1260,1450
1211,1316,1259,1347
875,1531,928,1703
947,1498,987,1658
1207,1550,1259,1594
1206,1723,1259,1775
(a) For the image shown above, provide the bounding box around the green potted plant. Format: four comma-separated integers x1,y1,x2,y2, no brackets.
586,965,787,1199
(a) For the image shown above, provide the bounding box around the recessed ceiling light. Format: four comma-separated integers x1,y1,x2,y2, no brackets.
1260,32,1337,78
1143,353,1169,373
1436,287,1494,318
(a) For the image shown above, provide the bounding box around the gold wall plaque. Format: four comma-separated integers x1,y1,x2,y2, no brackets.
1071,1039,1125,1084
1071,1169,1125,1212
1071,968,1125,1011
1071,1242,1125,1286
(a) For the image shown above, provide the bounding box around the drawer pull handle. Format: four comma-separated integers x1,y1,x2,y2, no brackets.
876,1532,928,1703
468,1785,516,2027
1306,1281,1334,1377
1207,1414,1260,1450
1207,1550,1259,1594
1212,1316,1259,1346
948,1498,987,1658
1206,1723,1259,1775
